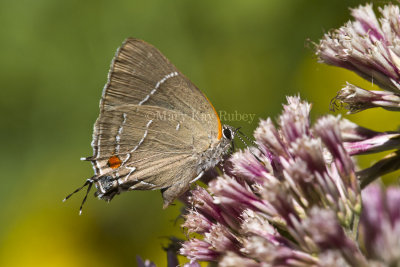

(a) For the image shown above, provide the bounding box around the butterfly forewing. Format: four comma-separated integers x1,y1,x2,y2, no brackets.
100,38,221,138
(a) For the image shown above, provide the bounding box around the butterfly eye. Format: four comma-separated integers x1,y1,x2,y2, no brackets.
223,127,233,140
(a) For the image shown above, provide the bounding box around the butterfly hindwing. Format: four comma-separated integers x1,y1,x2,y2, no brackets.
90,105,208,200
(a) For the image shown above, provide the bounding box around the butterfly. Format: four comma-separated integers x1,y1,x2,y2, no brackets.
65,38,235,214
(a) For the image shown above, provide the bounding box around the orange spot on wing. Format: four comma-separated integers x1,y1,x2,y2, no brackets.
108,155,121,169
203,94,222,140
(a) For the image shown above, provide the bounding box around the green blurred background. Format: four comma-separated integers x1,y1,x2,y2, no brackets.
1,0,398,266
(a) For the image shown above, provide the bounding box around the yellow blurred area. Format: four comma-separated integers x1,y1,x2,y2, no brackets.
1,0,396,266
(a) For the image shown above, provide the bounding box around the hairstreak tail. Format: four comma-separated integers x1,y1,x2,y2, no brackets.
64,38,235,214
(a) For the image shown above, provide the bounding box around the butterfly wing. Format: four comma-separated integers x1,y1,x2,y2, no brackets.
99,38,221,139
91,104,204,206
87,38,223,206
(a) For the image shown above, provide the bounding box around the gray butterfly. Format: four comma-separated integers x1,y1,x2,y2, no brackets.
65,38,234,213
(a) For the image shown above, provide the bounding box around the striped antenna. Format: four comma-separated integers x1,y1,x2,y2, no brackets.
236,129,265,161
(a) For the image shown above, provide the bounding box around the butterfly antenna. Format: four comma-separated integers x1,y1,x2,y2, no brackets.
238,130,258,146
234,127,252,147
235,133,248,147
236,129,265,161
